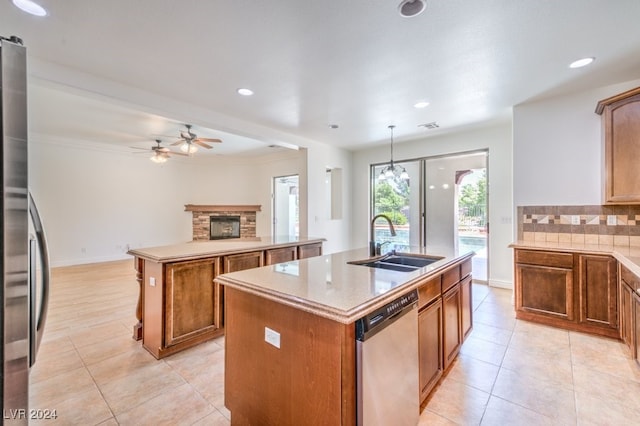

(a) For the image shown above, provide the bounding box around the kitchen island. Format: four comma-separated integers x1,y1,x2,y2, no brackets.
127,236,324,358
215,246,474,425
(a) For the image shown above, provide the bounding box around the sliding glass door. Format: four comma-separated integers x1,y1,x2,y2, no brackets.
371,151,488,282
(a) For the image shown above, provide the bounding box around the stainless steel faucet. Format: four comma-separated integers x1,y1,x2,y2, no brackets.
370,214,397,256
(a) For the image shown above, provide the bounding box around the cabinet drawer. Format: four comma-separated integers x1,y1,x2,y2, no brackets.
418,276,441,310
442,265,461,293
515,249,573,269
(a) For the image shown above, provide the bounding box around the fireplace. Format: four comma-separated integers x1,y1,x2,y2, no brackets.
185,205,261,241
210,216,241,240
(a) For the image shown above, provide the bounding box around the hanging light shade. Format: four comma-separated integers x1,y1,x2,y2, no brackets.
150,152,168,164
379,125,409,181
180,142,198,154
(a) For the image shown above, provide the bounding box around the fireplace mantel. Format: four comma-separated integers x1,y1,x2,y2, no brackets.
186,204,261,240
185,204,262,213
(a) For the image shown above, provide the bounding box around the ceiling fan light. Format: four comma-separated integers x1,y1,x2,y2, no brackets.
150,153,167,164
180,143,198,154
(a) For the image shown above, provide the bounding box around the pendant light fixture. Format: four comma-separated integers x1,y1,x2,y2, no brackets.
378,125,409,181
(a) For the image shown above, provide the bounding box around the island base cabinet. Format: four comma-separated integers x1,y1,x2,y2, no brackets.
418,299,443,405
143,258,224,359
635,292,640,367
442,283,462,371
224,287,356,426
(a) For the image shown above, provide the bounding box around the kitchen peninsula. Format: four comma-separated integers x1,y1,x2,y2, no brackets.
127,236,324,358
216,246,474,425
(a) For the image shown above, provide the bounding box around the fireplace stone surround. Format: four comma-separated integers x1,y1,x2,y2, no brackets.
185,204,261,241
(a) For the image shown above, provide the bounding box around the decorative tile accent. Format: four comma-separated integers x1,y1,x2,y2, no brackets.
519,205,640,247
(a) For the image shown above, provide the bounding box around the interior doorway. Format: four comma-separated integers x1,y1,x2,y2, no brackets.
273,175,299,238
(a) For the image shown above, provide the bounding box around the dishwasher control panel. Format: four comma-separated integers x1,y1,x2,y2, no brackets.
356,289,418,341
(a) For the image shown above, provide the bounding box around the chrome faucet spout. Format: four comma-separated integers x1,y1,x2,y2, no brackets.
370,214,396,256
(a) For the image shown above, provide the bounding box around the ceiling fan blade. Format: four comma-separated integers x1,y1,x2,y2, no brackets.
193,140,213,149
168,151,189,157
170,140,185,146
157,147,170,153
196,137,222,143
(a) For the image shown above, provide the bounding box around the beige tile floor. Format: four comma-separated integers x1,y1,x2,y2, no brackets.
30,260,640,425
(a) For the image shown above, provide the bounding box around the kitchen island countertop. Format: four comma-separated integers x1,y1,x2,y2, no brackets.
127,235,325,263
215,245,474,324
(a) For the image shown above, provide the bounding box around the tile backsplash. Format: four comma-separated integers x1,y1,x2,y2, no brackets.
517,205,640,246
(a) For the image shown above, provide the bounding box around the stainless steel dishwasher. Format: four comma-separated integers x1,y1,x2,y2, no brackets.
356,289,419,426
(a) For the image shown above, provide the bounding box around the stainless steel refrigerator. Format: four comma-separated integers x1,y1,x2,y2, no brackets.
1,36,50,424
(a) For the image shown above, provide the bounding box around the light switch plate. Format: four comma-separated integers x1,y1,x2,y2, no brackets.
571,215,580,225
607,215,617,226
149,277,156,287
265,327,281,349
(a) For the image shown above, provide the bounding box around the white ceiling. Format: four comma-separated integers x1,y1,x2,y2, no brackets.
2,0,640,154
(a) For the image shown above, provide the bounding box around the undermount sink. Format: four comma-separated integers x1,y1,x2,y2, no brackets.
348,252,444,272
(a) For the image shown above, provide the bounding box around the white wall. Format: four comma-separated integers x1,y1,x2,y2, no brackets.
29,134,352,266
513,78,640,206
352,123,513,288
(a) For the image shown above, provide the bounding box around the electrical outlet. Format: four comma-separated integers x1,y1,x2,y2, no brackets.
607,215,617,226
571,215,580,225
265,327,281,349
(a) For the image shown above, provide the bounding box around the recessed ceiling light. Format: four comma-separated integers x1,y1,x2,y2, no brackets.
237,88,254,96
569,57,595,69
398,0,426,18
12,0,47,16
414,101,430,108
328,124,339,129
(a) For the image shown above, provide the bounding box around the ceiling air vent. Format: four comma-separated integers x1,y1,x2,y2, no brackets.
418,122,439,129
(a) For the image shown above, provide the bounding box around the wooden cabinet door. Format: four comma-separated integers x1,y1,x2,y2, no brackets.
298,242,323,259
223,251,264,273
634,292,640,367
577,254,618,335
596,87,640,204
443,283,462,370
460,275,473,340
265,246,297,265
165,258,221,348
621,281,634,353
418,298,443,404
515,263,574,321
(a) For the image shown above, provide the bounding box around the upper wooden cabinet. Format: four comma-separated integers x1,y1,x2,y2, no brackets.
596,86,640,204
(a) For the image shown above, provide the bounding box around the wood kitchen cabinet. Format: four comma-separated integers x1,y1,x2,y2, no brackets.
417,275,443,405
143,257,224,359
634,292,640,367
442,283,462,371
515,249,574,322
620,265,635,355
514,248,619,338
135,240,324,359
298,242,323,259
223,250,264,272
577,254,618,338
460,274,473,339
596,86,640,204
265,246,297,265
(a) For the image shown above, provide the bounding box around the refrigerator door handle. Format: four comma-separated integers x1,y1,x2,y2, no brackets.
28,192,50,367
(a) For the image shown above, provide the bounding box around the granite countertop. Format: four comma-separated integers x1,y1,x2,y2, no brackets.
510,240,640,287
127,236,325,263
215,246,474,324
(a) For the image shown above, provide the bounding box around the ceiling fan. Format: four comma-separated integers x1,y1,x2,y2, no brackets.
131,139,187,163
171,124,222,154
